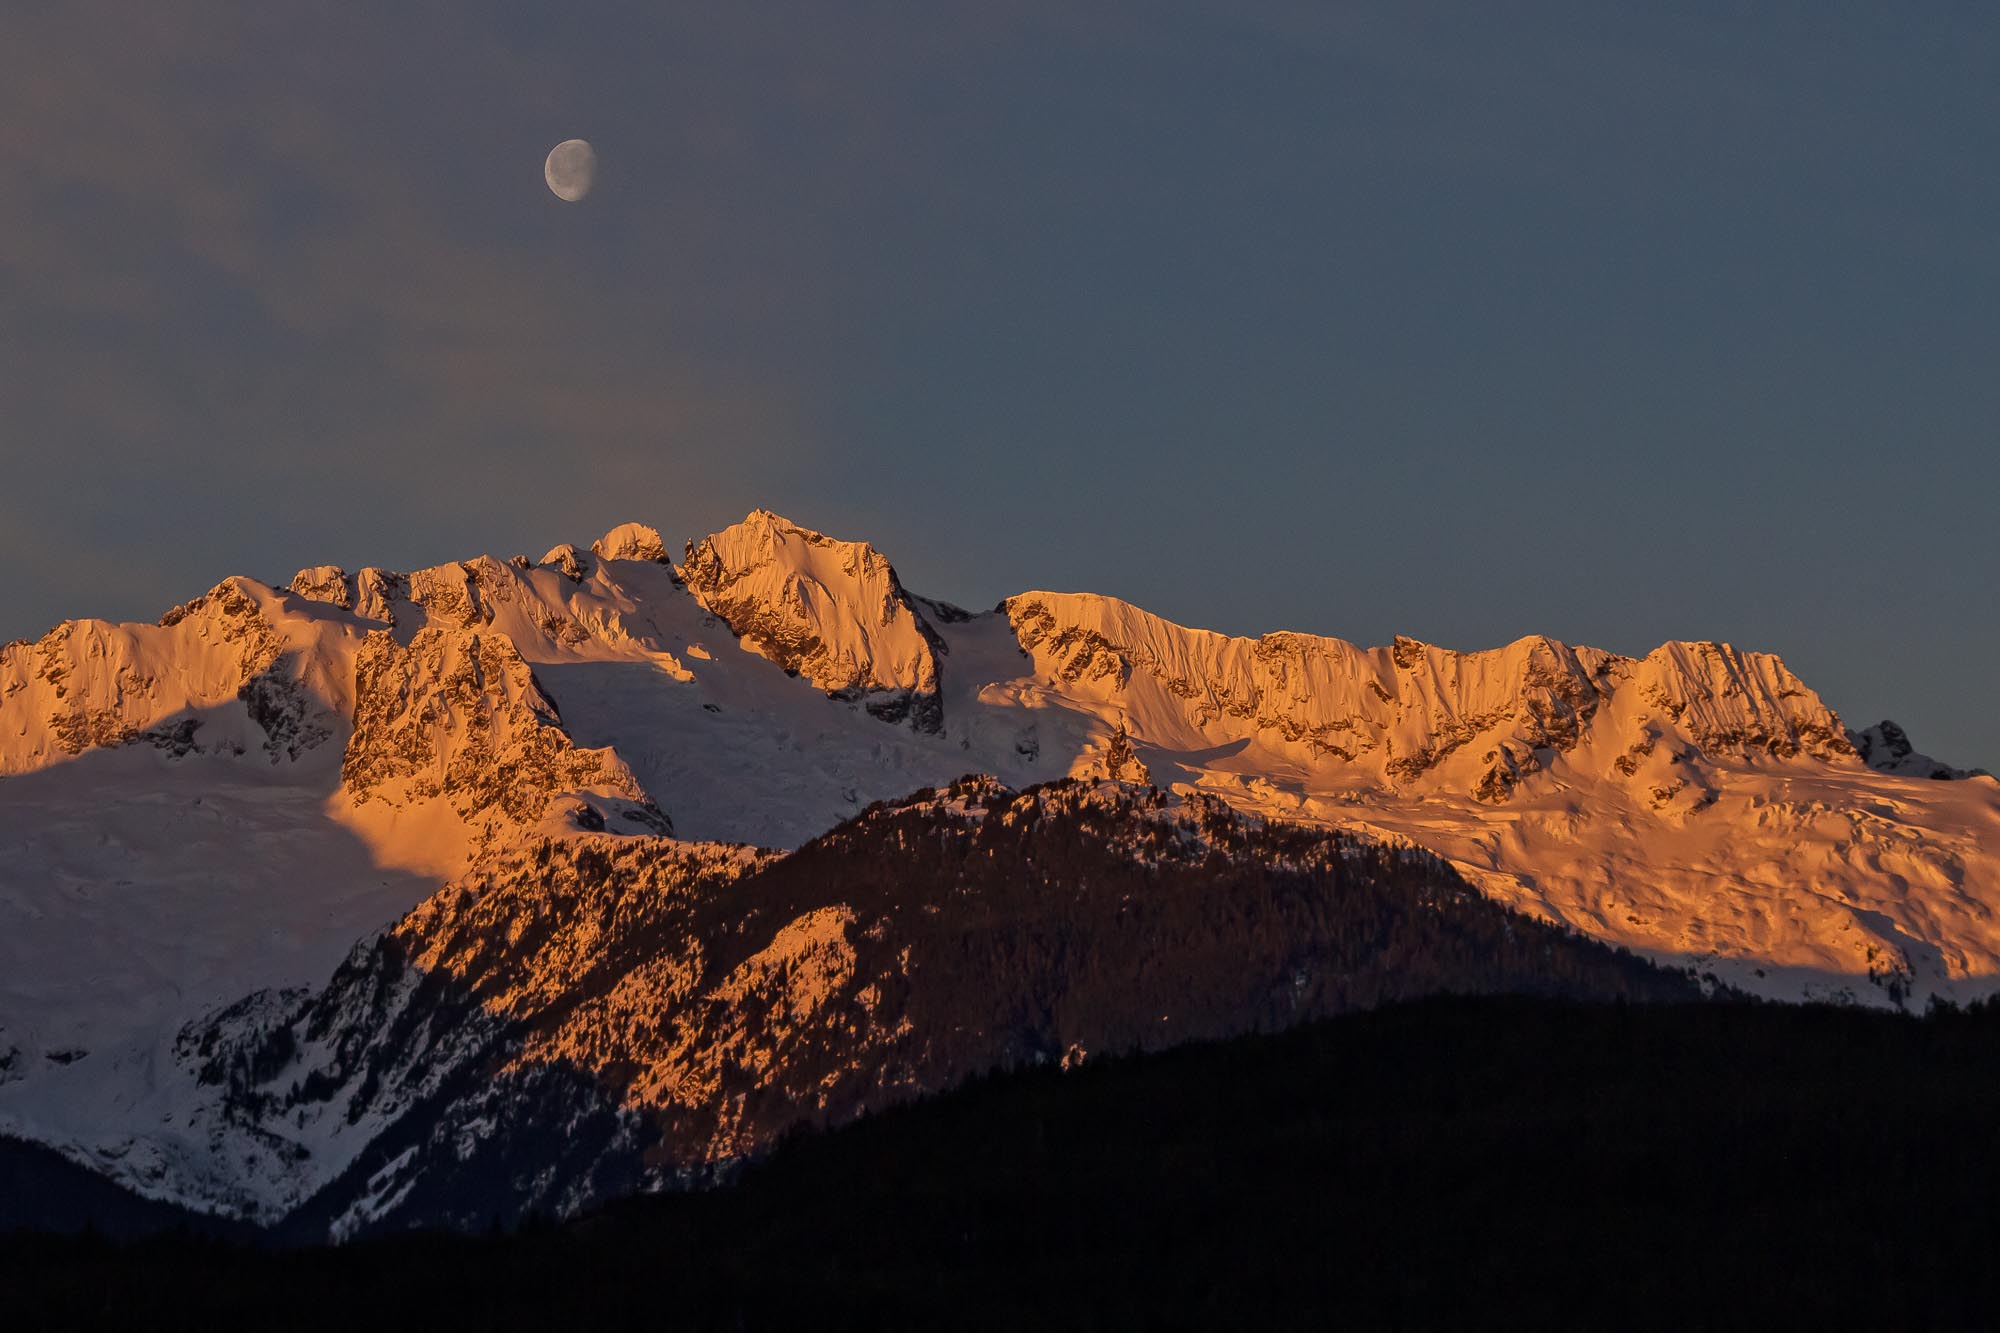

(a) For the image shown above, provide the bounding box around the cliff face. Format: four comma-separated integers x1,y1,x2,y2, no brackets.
340,626,668,847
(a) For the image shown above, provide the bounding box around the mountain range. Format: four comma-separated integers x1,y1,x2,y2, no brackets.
2,508,1994,1235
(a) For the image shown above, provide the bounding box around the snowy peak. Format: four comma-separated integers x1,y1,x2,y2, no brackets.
1623,640,1853,763
2,545,680,844
0,577,349,775
1849,719,1989,781
679,510,945,731
0,512,1975,828
998,594,1857,805
592,522,671,564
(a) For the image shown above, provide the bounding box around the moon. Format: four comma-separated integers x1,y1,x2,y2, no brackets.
545,139,596,203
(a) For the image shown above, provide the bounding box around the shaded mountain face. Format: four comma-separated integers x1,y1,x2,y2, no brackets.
1850,719,1990,781
174,780,1696,1238
0,508,1996,1227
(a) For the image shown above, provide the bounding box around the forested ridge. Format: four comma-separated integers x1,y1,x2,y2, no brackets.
179,777,1702,1239
11,994,2000,1329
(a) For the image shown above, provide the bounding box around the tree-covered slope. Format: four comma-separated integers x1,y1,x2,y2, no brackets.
184,778,1698,1236
12,995,2000,1330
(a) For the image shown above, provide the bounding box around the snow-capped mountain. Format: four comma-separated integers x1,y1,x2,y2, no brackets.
680,513,946,732
1,508,1996,1225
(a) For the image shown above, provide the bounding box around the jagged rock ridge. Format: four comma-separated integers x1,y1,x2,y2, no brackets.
1002,594,1861,805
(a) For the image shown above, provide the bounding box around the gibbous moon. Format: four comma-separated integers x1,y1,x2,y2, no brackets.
545,139,596,202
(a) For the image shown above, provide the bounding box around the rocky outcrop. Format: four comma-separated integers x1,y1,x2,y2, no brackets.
403,562,497,631
1001,593,1861,805
341,626,667,844
1850,720,1988,780
538,545,589,583
353,568,407,626
288,566,352,610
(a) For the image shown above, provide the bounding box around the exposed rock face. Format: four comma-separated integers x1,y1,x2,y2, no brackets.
352,568,406,626
179,779,1694,1236
288,566,352,610
239,665,334,763
680,510,945,731
1003,595,1615,784
538,545,589,583
1002,594,1854,804
1623,640,1855,763
404,562,495,630
1850,720,1989,780
1101,722,1151,784
342,627,667,845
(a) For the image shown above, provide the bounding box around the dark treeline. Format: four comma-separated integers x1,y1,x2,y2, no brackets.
11,994,2000,1330
0,1137,257,1243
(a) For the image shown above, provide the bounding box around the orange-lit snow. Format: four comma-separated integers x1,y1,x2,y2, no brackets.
2,510,1996,1216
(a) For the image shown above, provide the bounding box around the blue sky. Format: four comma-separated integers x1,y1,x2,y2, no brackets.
2,2,1994,764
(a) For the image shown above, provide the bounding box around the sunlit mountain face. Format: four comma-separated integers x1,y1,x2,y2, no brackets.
0,509,1995,1234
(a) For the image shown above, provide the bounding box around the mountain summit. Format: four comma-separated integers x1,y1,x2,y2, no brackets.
1,509,1996,1224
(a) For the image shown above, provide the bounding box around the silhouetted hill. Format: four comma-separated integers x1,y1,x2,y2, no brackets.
11,994,2000,1330
0,1137,253,1243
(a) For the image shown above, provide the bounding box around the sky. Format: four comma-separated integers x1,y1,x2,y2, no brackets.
1,1,1994,765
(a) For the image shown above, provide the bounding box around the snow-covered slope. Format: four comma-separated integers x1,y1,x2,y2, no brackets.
2,508,1997,1219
